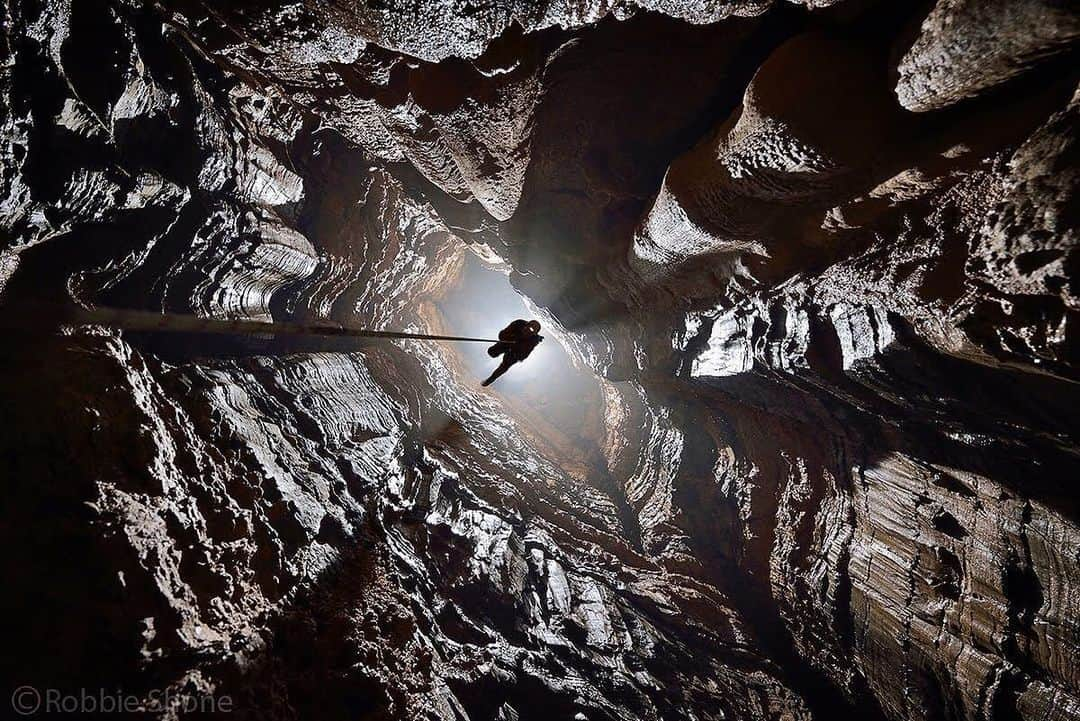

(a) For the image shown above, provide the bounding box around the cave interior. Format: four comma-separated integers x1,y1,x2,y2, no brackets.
1,0,1079,719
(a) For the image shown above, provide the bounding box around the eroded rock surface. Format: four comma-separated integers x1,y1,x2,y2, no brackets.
2,0,1078,720
895,0,1080,113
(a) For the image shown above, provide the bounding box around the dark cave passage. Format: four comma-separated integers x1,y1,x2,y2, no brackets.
1,0,1078,720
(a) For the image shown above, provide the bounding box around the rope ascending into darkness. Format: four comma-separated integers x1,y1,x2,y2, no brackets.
6,304,506,344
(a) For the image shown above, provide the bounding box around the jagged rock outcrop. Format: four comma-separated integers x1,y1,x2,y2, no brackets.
894,0,1080,113
630,30,908,285
2,0,1078,720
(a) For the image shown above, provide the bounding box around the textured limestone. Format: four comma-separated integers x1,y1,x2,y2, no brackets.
895,0,1080,112
630,31,907,285
2,0,1079,719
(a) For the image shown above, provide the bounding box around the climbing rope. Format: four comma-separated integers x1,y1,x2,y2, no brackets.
4,303,506,344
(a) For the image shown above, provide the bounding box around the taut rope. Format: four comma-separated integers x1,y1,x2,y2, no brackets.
4,304,505,344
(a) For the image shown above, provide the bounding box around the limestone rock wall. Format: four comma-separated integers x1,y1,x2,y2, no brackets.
2,0,1078,720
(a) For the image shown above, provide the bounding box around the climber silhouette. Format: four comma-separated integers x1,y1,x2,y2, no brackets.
482,319,543,387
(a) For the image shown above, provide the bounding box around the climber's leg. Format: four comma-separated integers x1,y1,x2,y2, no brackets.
481,357,515,386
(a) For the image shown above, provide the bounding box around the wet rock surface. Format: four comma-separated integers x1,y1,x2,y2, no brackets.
1,1,1078,720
